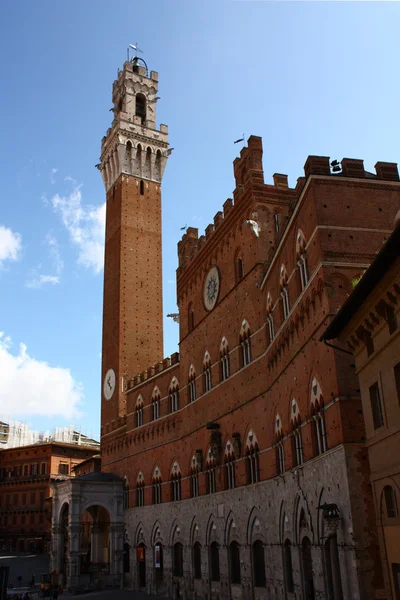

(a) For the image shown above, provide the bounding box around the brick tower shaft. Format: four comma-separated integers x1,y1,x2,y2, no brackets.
99,58,169,427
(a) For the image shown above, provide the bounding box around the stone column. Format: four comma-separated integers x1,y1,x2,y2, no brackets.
241,545,253,600
67,523,81,590
50,525,62,573
110,522,124,587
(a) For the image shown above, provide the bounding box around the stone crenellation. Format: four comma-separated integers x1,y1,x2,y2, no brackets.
177,146,399,285
127,352,180,390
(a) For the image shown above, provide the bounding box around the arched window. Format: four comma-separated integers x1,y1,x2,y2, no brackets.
136,93,146,124
203,352,212,393
252,540,266,588
154,150,162,181
246,444,260,484
140,179,144,195
190,455,200,498
193,542,201,579
283,540,294,593
325,535,343,600
136,473,145,507
188,367,196,403
275,416,285,474
312,402,327,455
173,542,183,577
224,441,236,490
136,396,144,428
220,338,230,381
229,542,241,584
206,449,217,494
245,430,260,484
152,388,161,421
292,419,303,467
170,464,182,502
310,378,327,455
280,265,290,320
209,542,220,581
239,321,252,367
152,469,162,505
169,379,179,413
296,231,309,291
383,485,398,518
125,140,133,173
281,286,290,320
123,477,129,509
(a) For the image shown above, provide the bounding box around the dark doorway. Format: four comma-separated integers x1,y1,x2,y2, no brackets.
301,537,315,599
124,543,130,573
325,536,343,600
154,543,164,585
137,543,146,587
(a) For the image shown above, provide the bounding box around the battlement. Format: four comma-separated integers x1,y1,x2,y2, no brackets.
176,143,400,273
127,352,180,391
233,135,264,187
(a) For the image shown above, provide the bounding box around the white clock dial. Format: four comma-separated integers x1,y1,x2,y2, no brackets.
203,265,221,311
103,368,116,401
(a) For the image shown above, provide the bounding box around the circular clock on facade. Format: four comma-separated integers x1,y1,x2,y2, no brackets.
203,265,221,311
103,368,116,401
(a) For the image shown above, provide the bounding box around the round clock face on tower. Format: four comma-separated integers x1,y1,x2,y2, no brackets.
103,368,116,401
203,265,221,311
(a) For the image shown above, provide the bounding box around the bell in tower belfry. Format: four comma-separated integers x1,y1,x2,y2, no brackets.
99,54,170,436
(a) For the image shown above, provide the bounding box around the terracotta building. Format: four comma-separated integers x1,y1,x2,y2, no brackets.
50,55,400,598
0,442,98,553
322,220,400,600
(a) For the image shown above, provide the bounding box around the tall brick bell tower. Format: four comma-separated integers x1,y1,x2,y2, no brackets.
98,56,169,432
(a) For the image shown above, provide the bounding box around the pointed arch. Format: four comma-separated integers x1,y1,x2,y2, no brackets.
203,351,212,393
188,364,196,403
206,513,219,545
135,521,146,546
169,377,179,413
247,507,267,545
151,520,164,546
189,516,201,545
220,337,230,381
169,517,184,546
224,510,241,545
294,492,314,545
239,319,252,367
151,386,160,421
136,394,144,428
154,149,162,182
245,429,260,484
310,376,328,455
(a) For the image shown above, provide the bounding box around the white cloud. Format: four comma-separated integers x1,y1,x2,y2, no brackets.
50,167,58,184
0,225,22,266
45,233,63,275
51,186,105,273
26,273,60,289
0,333,83,419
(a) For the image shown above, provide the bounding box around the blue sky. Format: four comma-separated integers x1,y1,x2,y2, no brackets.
0,1,399,439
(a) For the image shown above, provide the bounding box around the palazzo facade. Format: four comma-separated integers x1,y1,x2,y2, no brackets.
52,55,400,599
